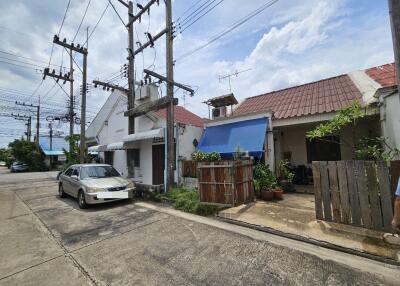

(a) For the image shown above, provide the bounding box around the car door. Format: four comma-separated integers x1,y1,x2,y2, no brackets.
69,167,81,198
61,167,73,195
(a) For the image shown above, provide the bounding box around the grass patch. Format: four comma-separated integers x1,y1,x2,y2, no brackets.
155,188,219,216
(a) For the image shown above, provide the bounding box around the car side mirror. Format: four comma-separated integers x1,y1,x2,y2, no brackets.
71,175,79,180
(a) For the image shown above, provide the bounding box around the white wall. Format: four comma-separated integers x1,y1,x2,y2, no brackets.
381,93,400,159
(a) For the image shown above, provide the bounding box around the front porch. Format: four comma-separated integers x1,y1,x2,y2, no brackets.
218,193,400,260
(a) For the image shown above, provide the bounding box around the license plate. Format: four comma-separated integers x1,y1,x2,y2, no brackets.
97,190,130,199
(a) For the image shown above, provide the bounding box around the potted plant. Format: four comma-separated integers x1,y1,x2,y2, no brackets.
277,160,295,193
254,163,277,201
273,187,284,200
253,179,261,199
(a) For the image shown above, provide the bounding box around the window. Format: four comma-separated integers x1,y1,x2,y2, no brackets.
306,136,341,163
80,166,121,179
127,149,140,167
104,151,114,165
72,168,79,177
64,168,73,176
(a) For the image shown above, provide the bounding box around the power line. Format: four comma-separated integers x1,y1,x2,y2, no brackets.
176,0,212,26
0,50,63,68
83,3,110,46
178,0,225,33
108,0,126,27
72,0,92,42
174,0,206,22
0,60,44,72
177,0,279,62
58,0,72,36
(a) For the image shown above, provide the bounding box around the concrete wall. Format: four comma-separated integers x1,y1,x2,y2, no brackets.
381,93,400,159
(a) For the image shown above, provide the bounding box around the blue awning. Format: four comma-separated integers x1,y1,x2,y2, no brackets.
197,117,268,159
39,136,69,157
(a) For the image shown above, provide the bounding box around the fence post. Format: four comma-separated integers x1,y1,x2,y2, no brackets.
320,161,332,221
328,161,341,222
312,162,323,220
377,161,394,231
337,161,351,224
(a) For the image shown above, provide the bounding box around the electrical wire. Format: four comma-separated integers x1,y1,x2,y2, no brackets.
72,0,92,42
0,50,62,68
174,0,206,22
177,0,280,63
176,0,212,26
108,0,127,27
83,2,110,47
178,0,225,33
58,0,72,36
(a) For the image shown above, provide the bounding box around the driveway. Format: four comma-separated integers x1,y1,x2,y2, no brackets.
0,167,398,285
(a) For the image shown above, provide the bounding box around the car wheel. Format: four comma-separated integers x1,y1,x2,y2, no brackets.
78,190,87,209
59,184,66,198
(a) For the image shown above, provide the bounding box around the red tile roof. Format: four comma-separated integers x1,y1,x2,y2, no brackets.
153,106,204,127
365,63,397,87
234,75,363,119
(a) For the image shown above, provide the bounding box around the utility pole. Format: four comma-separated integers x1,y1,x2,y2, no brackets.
165,0,175,191
47,34,87,163
15,101,39,145
12,113,31,141
128,1,135,136
80,27,89,164
388,0,400,95
118,0,194,191
69,48,74,148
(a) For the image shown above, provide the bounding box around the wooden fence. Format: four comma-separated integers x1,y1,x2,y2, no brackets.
312,161,393,231
182,160,197,178
198,160,254,207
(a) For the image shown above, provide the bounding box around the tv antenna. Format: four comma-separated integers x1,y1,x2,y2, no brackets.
218,68,252,92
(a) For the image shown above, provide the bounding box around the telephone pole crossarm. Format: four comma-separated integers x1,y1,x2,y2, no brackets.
93,80,129,94
124,96,178,117
53,35,88,54
134,28,167,55
143,69,194,94
43,68,73,82
126,0,159,26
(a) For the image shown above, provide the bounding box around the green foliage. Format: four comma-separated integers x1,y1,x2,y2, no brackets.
8,139,46,171
253,163,277,191
191,151,221,162
156,188,219,216
62,135,85,170
355,136,400,161
307,101,366,139
0,148,13,167
233,145,246,160
277,160,294,183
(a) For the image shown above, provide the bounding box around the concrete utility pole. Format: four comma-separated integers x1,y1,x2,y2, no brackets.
128,1,135,136
48,34,88,163
388,0,400,94
120,0,194,191
14,102,39,144
69,48,74,149
165,0,175,191
80,27,88,164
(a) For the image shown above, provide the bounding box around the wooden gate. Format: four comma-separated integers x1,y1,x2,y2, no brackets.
312,161,393,231
197,160,254,207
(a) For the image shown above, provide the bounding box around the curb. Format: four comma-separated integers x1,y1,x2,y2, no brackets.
216,215,400,266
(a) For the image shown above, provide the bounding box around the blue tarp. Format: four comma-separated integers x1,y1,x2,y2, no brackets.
39,136,69,156
197,117,268,159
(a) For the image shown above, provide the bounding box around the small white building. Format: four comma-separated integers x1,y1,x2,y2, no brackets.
86,84,203,189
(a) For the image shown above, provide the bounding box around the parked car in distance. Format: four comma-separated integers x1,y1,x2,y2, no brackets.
10,161,29,172
58,164,135,209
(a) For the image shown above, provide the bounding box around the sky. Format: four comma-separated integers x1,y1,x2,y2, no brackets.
0,0,395,147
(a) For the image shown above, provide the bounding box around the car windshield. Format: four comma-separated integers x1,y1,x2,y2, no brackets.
80,166,120,179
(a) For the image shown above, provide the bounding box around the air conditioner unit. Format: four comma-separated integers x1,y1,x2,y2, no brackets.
212,106,226,119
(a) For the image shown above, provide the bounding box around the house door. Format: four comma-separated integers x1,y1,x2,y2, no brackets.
152,144,165,185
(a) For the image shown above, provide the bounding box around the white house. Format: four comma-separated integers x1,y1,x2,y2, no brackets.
86,84,204,189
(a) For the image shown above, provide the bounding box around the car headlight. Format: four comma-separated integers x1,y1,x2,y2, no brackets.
126,181,135,189
87,187,104,193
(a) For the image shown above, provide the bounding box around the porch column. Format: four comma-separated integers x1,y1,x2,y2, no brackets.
265,118,275,172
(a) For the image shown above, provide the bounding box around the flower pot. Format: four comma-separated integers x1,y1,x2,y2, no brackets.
273,189,284,200
261,190,274,201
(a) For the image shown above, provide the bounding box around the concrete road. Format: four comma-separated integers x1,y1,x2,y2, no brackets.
0,167,399,286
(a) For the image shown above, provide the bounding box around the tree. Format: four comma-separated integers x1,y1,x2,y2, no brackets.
306,101,399,161
8,139,46,171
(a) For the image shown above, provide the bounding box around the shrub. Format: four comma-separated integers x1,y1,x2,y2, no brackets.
191,151,221,162
254,163,277,191
277,160,294,183
157,188,219,216
8,139,46,171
